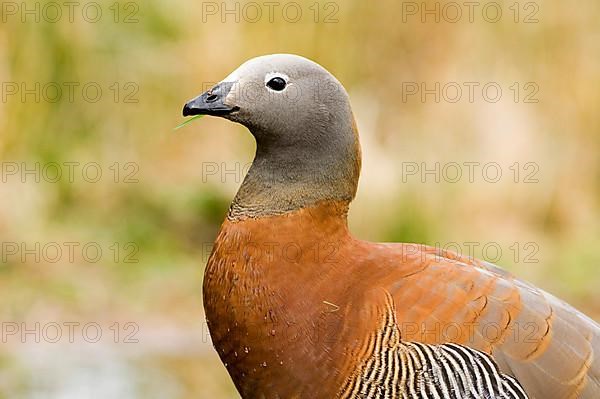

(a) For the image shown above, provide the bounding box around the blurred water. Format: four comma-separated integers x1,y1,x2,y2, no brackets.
0,324,237,399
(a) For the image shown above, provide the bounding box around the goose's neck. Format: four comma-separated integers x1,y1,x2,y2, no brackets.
228,129,361,220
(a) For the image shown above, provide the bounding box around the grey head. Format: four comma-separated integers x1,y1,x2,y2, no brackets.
183,54,361,219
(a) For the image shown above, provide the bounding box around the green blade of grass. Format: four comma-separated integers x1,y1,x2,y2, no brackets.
174,114,205,130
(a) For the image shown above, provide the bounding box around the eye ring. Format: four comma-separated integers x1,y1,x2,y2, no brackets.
266,77,287,91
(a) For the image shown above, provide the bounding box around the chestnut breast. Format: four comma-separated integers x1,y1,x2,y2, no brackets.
203,201,359,397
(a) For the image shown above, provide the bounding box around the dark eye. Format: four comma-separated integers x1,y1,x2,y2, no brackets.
266,77,286,91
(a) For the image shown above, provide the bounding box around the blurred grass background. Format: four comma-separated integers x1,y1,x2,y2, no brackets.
1,0,599,397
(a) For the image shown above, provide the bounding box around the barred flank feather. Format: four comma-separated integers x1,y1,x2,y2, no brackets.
339,293,529,399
